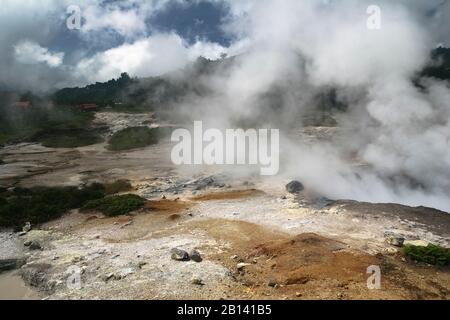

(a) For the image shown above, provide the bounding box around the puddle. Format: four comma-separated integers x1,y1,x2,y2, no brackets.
0,271,40,300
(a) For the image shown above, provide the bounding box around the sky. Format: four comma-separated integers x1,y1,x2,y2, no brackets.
0,0,449,92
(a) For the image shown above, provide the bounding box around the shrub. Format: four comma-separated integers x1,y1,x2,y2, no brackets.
0,184,105,228
82,194,145,216
403,244,450,267
107,127,161,151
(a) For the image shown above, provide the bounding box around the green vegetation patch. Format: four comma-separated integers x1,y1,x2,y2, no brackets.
0,184,105,228
82,194,145,217
107,126,162,151
403,244,450,267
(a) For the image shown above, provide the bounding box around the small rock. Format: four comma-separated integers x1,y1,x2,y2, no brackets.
192,278,205,286
137,261,147,269
387,237,405,247
102,273,115,282
286,181,304,194
295,292,302,297
384,232,405,247
120,222,132,229
71,256,84,263
24,240,32,247
29,241,42,251
237,263,251,271
118,268,134,278
268,279,278,288
384,247,398,255
231,255,244,263
171,248,189,261
22,222,32,233
189,250,203,263
81,266,87,275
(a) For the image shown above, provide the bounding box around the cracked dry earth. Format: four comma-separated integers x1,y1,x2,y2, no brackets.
10,185,450,300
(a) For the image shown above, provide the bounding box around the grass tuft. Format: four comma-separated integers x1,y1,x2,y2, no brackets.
107,126,167,151
82,194,145,217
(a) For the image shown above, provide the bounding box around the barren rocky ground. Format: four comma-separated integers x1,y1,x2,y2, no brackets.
0,113,449,300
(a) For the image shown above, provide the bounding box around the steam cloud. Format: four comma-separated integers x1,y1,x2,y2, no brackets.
1,0,450,211
170,0,450,211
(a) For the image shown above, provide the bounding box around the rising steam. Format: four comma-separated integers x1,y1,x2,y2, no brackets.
169,0,450,211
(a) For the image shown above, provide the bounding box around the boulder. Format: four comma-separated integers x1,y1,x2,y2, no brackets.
286,181,304,194
171,248,189,261
20,263,52,291
29,241,42,251
384,232,405,247
189,250,203,263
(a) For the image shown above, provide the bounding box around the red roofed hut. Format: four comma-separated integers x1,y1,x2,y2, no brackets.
13,101,32,108
78,104,98,111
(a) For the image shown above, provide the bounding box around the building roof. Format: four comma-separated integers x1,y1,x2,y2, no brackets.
78,104,98,109
13,101,32,108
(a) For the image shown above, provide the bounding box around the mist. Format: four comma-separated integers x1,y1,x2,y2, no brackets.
2,0,450,211
163,0,450,212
